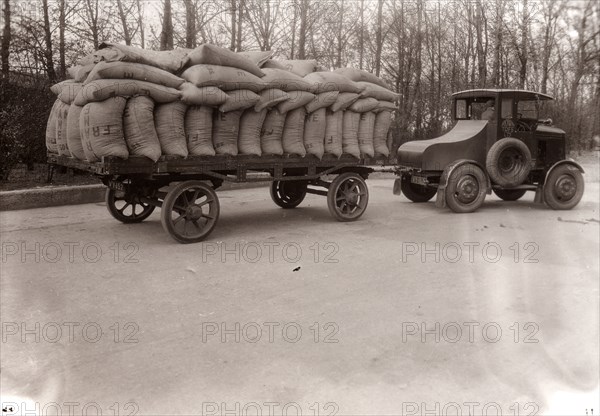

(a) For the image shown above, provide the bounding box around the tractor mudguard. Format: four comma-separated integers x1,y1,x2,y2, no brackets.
534,159,585,204
435,159,492,208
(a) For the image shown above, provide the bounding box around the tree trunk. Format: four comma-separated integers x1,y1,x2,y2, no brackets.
230,0,237,51
491,0,504,86
336,0,344,68
1,0,11,81
298,0,308,59
117,0,132,46
374,0,384,76
136,0,145,48
359,0,364,70
160,0,173,50
518,0,528,89
58,0,66,78
184,0,196,48
475,0,486,87
236,0,243,51
42,0,56,81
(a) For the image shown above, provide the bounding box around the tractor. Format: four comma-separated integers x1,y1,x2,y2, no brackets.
394,89,585,213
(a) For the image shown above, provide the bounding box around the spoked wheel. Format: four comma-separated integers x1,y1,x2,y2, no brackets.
161,181,220,244
327,172,369,222
106,187,156,224
400,174,437,202
493,188,527,201
270,180,308,209
445,163,487,213
543,164,585,210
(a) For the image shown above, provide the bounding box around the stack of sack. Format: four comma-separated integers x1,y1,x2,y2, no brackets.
46,43,398,163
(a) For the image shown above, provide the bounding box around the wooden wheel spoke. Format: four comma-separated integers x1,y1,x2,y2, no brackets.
173,214,186,224
196,197,213,208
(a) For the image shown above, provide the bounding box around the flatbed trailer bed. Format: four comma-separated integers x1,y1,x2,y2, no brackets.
48,153,392,243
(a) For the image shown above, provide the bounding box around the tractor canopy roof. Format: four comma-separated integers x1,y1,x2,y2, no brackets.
452,89,554,101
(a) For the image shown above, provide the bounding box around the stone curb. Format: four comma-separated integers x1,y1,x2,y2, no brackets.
0,182,268,211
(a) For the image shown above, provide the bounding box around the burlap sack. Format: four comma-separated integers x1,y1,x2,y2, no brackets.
123,96,162,162
179,83,228,106
325,110,343,157
238,50,273,67
263,59,317,77
67,64,95,82
238,108,267,156
282,107,307,156
74,79,181,106
305,91,339,113
261,109,285,155
95,42,189,73
349,97,379,113
374,100,397,112
331,92,360,112
219,89,261,112
261,68,316,92
181,64,266,92
58,83,83,105
276,90,315,113
304,108,326,159
255,89,289,111
185,106,215,156
212,110,243,155
80,97,128,162
50,80,77,96
155,102,189,157
66,104,85,160
373,110,392,157
304,72,364,94
356,81,399,102
84,61,185,88
55,100,71,156
342,111,361,158
333,67,390,89
187,44,265,77
45,100,61,153
358,111,376,157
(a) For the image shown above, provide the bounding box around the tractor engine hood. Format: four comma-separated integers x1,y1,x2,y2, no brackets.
397,120,489,171
536,124,565,138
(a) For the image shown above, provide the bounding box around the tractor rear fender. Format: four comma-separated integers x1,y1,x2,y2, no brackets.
435,159,492,208
534,159,585,204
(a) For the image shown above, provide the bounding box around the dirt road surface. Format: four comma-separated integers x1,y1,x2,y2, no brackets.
1,172,598,415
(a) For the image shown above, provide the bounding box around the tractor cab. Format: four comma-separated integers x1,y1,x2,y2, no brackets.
394,89,584,213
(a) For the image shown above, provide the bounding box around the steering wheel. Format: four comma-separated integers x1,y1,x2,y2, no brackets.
514,120,531,132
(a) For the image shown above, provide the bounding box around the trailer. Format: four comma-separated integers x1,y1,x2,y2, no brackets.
48,153,389,243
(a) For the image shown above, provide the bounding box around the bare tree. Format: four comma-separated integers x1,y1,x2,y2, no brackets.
41,0,56,81
1,0,10,80
161,0,174,50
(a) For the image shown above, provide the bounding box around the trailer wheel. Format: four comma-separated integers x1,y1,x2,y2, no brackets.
486,138,532,187
445,163,487,213
161,181,220,244
270,180,308,209
327,173,369,221
543,164,584,210
106,188,155,223
401,174,437,202
493,188,527,201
